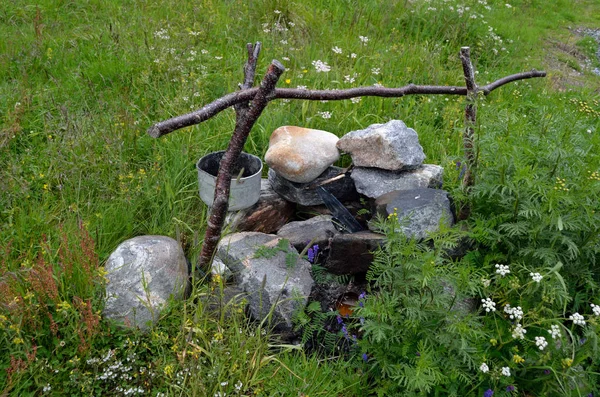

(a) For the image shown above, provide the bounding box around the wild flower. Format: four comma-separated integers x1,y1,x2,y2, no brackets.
362,353,368,362
332,46,342,54
344,74,356,83
480,362,489,373
359,35,369,45
512,354,524,364
350,97,361,103
484,389,494,397
511,324,527,339
501,367,511,376
530,272,543,283
42,384,51,393
296,85,307,90
506,385,515,392
569,312,586,326
371,68,381,75
482,278,491,287
548,324,561,339
220,381,228,386
350,53,357,58
481,298,496,312
495,264,510,276
317,111,332,119
235,381,243,390
503,304,523,320
535,336,548,350
311,60,331,73
591,303,600,316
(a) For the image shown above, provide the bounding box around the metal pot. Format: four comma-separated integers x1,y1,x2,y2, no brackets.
196,151,263,211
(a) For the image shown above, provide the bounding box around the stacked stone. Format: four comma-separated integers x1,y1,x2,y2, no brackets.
337,120,453,239
102,120,457,334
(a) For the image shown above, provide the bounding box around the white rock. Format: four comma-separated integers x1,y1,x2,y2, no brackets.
265,126,340,183
103,236,189,331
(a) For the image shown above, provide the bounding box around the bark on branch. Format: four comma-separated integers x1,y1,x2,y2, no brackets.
147,70,546,138
197,59,285,272
458,47,478,221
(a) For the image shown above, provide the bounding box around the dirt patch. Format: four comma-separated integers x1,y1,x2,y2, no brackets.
543,28,600,92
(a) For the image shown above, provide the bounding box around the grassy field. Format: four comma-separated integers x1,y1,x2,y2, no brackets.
1,0,600,395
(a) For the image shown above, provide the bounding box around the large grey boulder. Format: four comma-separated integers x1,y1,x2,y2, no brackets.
103,236,189,330
277,215,340,251
265,126,340,183
216,232,314,331
372,188,454,239
268,167,357,206
351,164,443,198
337,120,425,171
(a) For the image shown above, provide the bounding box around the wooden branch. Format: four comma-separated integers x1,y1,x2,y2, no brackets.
234,42,261,120
458,47,478,221
147,71,546,138
197,60,285,272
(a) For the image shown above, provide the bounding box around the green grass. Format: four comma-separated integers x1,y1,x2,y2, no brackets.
1,0,600,395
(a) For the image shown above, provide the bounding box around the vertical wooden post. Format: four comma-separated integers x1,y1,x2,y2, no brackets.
458,46,478,221
197,59,285,273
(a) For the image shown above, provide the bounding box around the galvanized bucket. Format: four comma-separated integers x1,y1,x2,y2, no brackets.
196,151,263,211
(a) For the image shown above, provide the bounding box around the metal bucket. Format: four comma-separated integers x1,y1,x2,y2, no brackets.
196,151,263,211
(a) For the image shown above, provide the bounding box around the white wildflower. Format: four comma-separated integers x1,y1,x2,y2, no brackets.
530,272,543,283
350,53,357,59
344,74,356,83
591,303,600,316
359,35,369,44
332,46,343,54
482,278,491,288
235,381,243,390
501,367,511,376
311,60,331,73
42,384,51,393
273,9,281,14
317,111,332,119
220,381,228,387
480,363,489,373
569,312,586,326
296,85,307,90
371,67,381,75
548,324,561,339
482,298,496,313
495,264,510,277
350,97,361,104
512,324,527,339
505,3,512,8
504,304,523,321
535,336,548,350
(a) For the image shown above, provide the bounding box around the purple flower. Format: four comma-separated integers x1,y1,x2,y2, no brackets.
358,291,367,307
336,315,343,324
544,369,551,375
307,244,319,263
359,317,365,325
483,389,494,397
506,385,515,392
362,353,368,362
415,352,421,357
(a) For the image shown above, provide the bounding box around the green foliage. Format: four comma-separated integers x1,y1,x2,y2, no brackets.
357,218,483,395
253,238,298,268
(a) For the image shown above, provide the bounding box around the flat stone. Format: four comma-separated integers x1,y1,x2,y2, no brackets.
216,232,314,331
224,179,295,234
337,120,425,171
265,126,340,183
103,236,189,331
268,167,357,206
325,231,386,275
351,164,443,198
277,215,340,251
371,188,454,239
